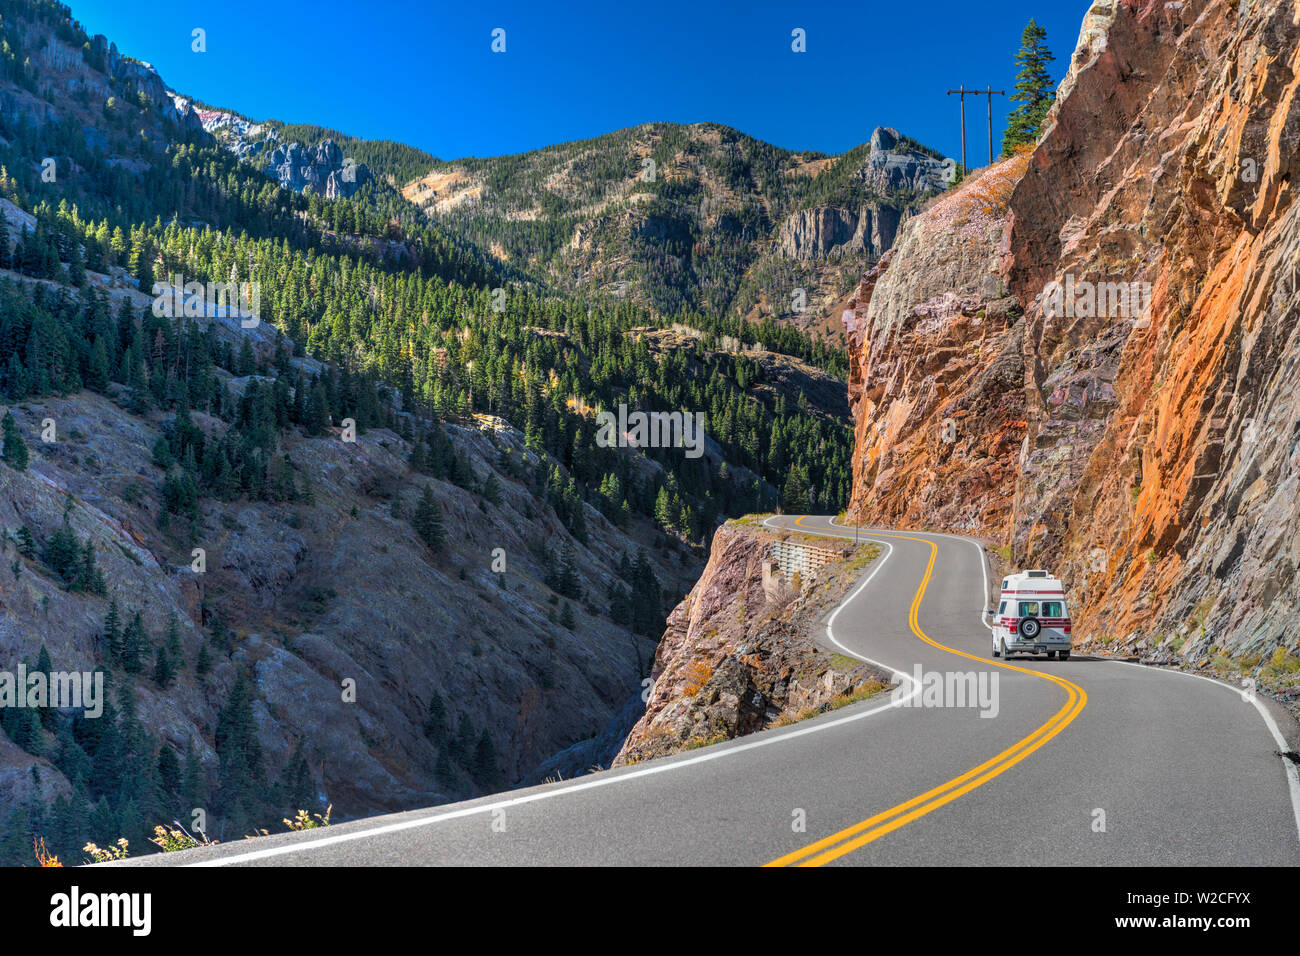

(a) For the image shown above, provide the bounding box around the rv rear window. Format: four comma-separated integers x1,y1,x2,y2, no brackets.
1017,601,1066,618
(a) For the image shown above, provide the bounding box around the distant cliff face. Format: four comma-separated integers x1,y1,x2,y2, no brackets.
847,0,1300,687
0,30,204,146
197,111,373,200
773,129,950,263
776,204,901,262
263,139,371,200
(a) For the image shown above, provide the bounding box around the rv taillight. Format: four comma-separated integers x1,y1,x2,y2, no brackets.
1009,622,1018,634
1064,624,1072,634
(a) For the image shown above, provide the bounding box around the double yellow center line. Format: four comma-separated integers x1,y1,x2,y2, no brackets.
765,531,1087,867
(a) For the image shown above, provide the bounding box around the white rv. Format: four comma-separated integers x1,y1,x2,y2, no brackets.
989,570,1072,660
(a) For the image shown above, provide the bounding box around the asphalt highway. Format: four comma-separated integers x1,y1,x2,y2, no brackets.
122,517,1300,866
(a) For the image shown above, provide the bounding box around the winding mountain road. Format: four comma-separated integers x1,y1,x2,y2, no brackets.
123,517,1300,866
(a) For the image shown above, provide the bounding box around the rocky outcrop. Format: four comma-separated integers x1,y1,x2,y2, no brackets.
774,128,950,263
776,204,901,261
196,110,373,200
264,139,370,200
2,19,211,147
858,126,955,195
845,158,1028,538
613,524,889,764
846,0,1300,696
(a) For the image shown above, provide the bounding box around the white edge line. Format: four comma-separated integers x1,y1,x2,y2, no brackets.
822,518,1300,847
828,517,993,630
1107,658,1300,844
180,518,917,866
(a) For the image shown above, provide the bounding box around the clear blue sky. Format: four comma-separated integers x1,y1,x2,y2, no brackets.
70,0,1084,162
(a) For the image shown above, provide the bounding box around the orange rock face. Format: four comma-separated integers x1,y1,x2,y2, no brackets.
845,159,1031,540
848,0,1300,669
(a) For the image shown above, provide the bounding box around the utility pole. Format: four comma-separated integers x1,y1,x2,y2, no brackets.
980,86,1006,165
949,86,1006,171
947,86,974,175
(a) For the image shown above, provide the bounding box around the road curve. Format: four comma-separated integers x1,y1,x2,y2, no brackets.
120,518,1300,866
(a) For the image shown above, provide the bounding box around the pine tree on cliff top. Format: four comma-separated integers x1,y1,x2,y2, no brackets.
1002,20,1056,157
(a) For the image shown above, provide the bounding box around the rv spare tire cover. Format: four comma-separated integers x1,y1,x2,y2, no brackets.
1020,617,1041,639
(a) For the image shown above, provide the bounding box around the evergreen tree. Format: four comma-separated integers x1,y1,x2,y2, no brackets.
152,644,174,688
72,540,106,595
407,431,428,472
2,411,28,471
165,614,184,671
1002,20,1056,155
214,670,263,808
157,746,181,796
411,484,446,553
449,451,473,489
630,551,662,637
304,382,331,435
435,748,454,786
102,601,123,666
783,469,810,514
43,518,81,583
450,715,475,763
182,744,204,811
277,741,315,813
87,336,111,394
120,612,148,674
151,434,173,469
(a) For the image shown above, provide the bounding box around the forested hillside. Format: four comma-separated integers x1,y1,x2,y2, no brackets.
0,0,857,863
402,122,951,335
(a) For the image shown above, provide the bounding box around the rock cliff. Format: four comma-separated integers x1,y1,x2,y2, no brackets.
614,522,889,764
845,0,1300,698
197,110,373,200
776,204,902,262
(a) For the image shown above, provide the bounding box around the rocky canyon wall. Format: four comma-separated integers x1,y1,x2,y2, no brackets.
847,0,1300,681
